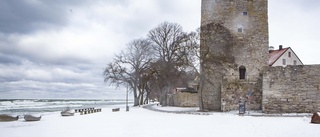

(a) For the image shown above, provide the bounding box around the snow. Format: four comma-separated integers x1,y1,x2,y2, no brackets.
1,105,319,137
151,105,199,112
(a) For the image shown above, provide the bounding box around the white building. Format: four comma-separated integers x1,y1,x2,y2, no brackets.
268,45,303,67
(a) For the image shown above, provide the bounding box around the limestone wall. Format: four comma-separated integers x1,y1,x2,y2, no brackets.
263,65,320,113
200,0,268,111
221,76,262,112
201,0,269,78
173,92,199,107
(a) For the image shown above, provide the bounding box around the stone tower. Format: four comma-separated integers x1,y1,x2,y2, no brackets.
200,0,269,111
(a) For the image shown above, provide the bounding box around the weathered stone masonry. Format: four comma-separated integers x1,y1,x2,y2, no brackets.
221,76,263,112
173,92,199,107
200,0,268,111
200,0,320,113
263,65,320,113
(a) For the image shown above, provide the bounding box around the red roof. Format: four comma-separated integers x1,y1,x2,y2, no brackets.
268,48,289,66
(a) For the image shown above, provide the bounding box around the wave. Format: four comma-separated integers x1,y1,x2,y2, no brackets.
0,99,133,115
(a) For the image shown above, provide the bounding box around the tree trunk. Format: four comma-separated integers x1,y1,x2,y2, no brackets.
161,90,167,106
199,74,205,111
144,91,149,104
134,96,139,106
133,87,139,106
139,91,144,105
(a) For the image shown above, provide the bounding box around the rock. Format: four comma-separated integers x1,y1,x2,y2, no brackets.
311,112,320,124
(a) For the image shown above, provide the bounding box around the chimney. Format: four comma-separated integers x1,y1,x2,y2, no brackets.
269,46,274,53
279,45,283,50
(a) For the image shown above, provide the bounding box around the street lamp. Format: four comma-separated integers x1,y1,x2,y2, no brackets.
126,84,129,111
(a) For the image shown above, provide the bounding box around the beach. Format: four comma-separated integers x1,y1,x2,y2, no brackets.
1,105,320,137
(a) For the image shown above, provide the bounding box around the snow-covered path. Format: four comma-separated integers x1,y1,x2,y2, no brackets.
1,106,319,137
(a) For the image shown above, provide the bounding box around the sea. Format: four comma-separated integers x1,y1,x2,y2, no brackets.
0,99,133,115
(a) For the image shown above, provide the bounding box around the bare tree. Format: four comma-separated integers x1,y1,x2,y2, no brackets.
147,22,197,106
103,38,154,106
103,22,200,107
198,23,235,111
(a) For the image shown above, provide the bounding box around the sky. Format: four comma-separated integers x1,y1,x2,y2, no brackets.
0,0,319,99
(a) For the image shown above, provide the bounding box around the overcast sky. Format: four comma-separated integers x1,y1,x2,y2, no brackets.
0,0,319,99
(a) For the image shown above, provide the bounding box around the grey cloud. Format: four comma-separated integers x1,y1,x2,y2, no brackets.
0,76,21,83
0,0,93,34
0,41,92,68
0,64,100,83
0,24,103,69
0,80,124,99
0,52,23,65
0,0,132,34
0,0,199,99
0,1,66,34
3,63,114,98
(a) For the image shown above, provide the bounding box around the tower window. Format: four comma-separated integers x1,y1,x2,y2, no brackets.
294,60,297,65
243,12,248,16
238,28,243,32
239,66,246,79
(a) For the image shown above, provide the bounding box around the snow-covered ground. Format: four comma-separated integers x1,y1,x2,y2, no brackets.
1,105,319,137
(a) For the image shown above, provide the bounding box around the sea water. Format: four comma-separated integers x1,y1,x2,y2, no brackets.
0,99,133,115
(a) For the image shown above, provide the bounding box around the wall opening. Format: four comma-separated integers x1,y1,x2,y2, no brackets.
243,12,248,16
239,66,246,79
237,25,243,33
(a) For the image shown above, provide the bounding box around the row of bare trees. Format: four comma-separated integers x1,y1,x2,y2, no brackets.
103,22,200,106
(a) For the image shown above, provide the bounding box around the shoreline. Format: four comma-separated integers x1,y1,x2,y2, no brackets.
0,99,133,116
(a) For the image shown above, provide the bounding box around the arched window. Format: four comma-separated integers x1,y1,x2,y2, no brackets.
239,66,246,79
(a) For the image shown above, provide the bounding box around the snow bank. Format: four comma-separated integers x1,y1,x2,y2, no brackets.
0,107,319,137
150,105,199,112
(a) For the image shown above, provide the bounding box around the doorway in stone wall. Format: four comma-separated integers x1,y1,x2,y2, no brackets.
239,66,246,79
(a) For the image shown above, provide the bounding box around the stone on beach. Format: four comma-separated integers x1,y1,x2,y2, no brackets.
311,112,320,124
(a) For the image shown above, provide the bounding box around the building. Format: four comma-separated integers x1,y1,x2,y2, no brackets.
269,45,303,67
200,0,268,111
172,87,198,107
200,0,320,113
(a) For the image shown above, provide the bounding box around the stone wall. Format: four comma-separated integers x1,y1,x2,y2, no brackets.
200,0,268,111
263,65,320,113
173,92,199,107
221,75,262,112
